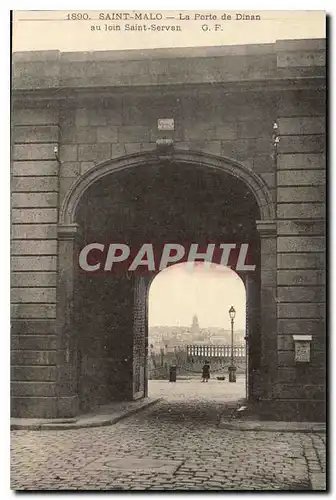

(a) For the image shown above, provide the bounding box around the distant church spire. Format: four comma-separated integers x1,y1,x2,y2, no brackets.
191,314,200,333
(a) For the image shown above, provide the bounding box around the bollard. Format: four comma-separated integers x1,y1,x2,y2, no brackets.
228,365,237,383
169,365,177,382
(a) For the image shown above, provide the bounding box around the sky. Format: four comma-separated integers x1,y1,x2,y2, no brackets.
12,10,325,52
149,263,246,329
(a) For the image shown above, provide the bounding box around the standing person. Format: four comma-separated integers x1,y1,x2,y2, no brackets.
201,360,210,382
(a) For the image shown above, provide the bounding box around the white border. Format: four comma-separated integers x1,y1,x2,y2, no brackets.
3,2,331,498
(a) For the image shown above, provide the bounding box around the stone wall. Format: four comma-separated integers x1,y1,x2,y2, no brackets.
275,93,325,420
11,106,60,418
76,273,135,412
54,90,277,206
272,38,325,420
11,38,326,418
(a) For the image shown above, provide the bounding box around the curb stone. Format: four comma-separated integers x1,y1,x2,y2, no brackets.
218,419,326,433
11,398,162,431
310,472,327,490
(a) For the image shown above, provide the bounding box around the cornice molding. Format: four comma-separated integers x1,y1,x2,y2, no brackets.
12,76,326,105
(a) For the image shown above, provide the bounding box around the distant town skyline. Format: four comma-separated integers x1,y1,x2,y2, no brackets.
148,263,246,330
148,323,246,351
148,324,245,331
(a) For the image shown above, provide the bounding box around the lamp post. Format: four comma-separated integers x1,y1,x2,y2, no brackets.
228,306,237,383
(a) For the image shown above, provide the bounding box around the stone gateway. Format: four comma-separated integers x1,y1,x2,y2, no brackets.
11,39,326,421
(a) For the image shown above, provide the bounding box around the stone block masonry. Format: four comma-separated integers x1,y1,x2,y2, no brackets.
275,61,326,418
11,105,60,418
11,38,326,419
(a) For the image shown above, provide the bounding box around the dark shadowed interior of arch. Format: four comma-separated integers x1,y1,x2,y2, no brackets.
74,162,261,412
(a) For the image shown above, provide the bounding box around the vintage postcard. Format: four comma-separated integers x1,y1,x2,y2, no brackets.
10,10,326,491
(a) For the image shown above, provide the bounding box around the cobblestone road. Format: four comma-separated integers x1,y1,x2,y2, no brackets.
11,379,326,491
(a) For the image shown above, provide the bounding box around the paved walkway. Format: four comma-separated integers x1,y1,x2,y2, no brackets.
11,379,326,491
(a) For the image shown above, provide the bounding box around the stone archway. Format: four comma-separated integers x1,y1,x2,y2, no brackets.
59,149,275,226
56,149,276,417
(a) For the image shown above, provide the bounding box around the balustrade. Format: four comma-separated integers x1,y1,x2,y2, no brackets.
186,344,246,358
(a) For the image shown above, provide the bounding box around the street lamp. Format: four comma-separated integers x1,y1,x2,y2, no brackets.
228,306,237,383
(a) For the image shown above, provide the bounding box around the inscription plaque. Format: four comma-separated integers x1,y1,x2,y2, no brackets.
158,118,174,131
293,335,312,363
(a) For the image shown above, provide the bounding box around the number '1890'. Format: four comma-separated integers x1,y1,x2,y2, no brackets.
66,13,90,20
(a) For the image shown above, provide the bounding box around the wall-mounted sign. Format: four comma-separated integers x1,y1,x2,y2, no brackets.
158,118,174,131
293,335,312,363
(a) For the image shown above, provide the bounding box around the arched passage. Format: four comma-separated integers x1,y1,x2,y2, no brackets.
56,150,276,417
